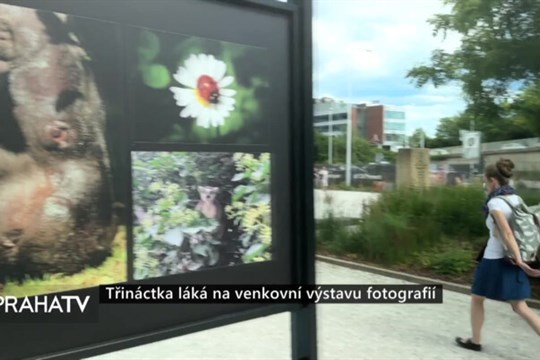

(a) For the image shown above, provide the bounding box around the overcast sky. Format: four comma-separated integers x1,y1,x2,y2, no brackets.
312,0,466,137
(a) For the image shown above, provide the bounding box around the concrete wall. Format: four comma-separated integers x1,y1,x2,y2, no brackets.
483,150,540,174
314,190,381,219
432,145,540,170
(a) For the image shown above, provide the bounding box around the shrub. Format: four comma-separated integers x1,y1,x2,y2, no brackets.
317,185,504,274
352,185,488,264
429,186,487,238
357,211,415,264
519,188,540,206
410,241,476,276
431,248,475,275
316,212,358,255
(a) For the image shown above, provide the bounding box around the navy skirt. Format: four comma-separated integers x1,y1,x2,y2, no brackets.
471,258,531,301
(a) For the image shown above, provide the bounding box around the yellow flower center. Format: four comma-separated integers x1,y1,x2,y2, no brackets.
195,89,210,106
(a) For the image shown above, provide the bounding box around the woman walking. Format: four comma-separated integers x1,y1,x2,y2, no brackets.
456,158,540,352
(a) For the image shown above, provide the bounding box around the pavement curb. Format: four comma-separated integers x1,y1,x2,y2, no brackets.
316,254,540,310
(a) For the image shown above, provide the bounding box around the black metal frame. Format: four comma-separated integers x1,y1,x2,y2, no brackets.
289,0,317,359
0,0,316,358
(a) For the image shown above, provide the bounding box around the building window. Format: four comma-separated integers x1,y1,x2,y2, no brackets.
384,134,406,143
314,112,348,123
314,115,327,123
333,124,347,132
384,110,405,120
332,112,348,120
384,121,405,131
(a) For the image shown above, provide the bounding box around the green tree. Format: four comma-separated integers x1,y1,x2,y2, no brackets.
331,134,389,165
509,80,540,136
313,129,329,163
313,129,395,164
429,114,471,147
406,0,540,135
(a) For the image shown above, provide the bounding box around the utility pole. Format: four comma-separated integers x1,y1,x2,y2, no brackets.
470,119,475,178
328,106,333,164
345,103,352,186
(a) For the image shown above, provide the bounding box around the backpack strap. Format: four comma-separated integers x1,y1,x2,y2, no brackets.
495,195,534,215
493,195,516,211
490,196,516,234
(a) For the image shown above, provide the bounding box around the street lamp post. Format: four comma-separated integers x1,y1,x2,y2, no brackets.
345,104,352,186
345,47,373,186
328,107,333,164
325,100,352,185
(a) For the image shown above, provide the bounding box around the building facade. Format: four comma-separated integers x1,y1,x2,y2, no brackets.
313,98,406,152
313,97,351,137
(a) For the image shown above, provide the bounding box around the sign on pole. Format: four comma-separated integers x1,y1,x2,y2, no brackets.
461,130,481,159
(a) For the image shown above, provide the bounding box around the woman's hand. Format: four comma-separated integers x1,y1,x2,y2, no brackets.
516,260,540,277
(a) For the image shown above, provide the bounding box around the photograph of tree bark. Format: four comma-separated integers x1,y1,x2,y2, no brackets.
0,4,127,297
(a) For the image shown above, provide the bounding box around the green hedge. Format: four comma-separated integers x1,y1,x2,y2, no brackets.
355,186,487,264
318,185,540,276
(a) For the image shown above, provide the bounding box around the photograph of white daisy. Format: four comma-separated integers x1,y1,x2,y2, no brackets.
169,53,237,129
126,27,270,144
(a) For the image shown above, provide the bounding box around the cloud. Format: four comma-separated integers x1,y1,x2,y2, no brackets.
313,0,466,136
350,84,466,137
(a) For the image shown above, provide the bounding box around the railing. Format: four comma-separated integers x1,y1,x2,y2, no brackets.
429,137,540,156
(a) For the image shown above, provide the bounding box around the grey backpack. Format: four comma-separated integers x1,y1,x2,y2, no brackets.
492,196,540,264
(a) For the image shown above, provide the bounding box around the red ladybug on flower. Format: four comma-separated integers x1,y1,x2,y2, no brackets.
169,54,236,128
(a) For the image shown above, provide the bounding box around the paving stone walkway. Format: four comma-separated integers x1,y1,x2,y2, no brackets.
89,261,540,360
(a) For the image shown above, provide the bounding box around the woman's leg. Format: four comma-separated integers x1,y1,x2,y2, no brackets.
456,294,485,351
510,300,540,336
471,294,485,344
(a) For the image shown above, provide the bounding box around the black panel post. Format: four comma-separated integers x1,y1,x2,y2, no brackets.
290,0,317,359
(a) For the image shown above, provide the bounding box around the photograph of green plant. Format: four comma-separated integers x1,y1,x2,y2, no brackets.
132,151,272,280
127,27,271,145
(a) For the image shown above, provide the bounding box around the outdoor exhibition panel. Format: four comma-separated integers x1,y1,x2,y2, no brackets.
0,0,315,359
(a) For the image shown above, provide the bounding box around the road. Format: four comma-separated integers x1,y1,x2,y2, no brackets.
89,261,540,360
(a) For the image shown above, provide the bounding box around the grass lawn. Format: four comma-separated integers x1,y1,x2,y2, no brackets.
2,226,127,297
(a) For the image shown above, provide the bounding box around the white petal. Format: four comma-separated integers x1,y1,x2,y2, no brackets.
204,54,214,72
217,103,233,114
206,58,216,78
216,103,230,114
205,110,215,126
219,96,235,107
216,104,229,113
219,76,234,88
212,109,223,127
173,67,196,88
185,54,200,75
180,106,191,118
193,54,206,76
208,110,219,127
214,60,226,81
197,108,212,128
206,55,224,80
170,87,196,107
215,113,225,127
219,89,236,97
181,102,201,118
207,54,216,69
